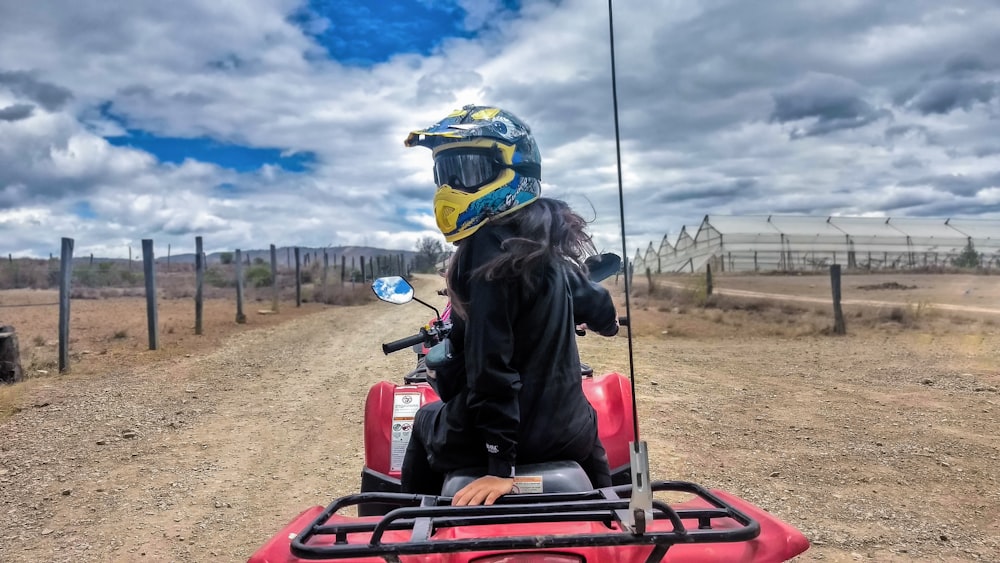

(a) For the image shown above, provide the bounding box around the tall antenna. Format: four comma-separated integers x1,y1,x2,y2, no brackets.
607,0,653,535
606,0,638,444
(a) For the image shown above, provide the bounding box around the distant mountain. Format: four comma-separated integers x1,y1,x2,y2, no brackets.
67,246,416,267
168,245,417,266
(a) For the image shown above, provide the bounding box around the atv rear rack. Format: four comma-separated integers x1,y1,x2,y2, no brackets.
290,481,760,562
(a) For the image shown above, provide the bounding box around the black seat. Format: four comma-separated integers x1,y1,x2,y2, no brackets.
441,460,594,497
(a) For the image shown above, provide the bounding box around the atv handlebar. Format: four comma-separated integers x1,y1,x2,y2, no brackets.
575,316,630,336
382,330,427,355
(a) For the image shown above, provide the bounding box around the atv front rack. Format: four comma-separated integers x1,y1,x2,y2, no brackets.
290,481,760,562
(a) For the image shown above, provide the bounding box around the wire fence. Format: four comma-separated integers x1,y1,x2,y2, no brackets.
1,237,422,381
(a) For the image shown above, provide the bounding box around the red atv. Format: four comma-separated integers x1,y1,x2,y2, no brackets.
246,268,810,562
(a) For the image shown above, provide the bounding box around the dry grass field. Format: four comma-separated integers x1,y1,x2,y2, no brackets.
0,278,374,416
0,270,997,562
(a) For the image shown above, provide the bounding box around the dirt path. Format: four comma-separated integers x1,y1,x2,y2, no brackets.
0,278,443,562
2,275,998,562
660,281,1000,316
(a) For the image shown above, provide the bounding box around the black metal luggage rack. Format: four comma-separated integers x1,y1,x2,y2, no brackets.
290,481,761,562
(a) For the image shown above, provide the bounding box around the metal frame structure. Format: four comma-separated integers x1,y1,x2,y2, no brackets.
633,215,1000,274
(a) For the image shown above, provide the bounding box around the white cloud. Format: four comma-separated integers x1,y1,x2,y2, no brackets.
1,0,1000,258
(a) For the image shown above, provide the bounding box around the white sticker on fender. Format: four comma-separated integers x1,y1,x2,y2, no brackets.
390,391,423,472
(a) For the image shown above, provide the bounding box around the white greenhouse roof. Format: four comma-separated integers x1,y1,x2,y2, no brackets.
631,214,1000,273
946,218,1000,241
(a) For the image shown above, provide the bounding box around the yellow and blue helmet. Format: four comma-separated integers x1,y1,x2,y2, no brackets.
405,105,541,243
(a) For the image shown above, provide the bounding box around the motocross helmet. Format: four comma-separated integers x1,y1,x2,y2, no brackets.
405,105,541,243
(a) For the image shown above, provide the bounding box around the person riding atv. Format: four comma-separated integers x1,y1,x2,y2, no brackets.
402,105,620,505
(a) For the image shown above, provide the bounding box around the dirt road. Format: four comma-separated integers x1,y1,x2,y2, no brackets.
658,280,1000,316
0,281,439,562
1,275,998,562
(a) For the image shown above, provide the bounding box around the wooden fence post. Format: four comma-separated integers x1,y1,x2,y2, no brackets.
0,326,22,384
341,255,346,285
58,237,74,372
294,247,302,307
270,244,279,312
9,253,17,287
322,250,329,290
142,239,159,350
194,237,204,335
831,264,846,335
235,249,246,324
167,244,171,272
706,263,713,297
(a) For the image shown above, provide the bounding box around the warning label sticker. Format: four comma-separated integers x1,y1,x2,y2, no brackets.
513,475,543,494
390,392,423,472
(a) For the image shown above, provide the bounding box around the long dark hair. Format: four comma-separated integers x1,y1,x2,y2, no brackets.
447,197,596,318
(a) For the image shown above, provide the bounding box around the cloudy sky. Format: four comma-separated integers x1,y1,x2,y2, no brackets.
2,0,1000,259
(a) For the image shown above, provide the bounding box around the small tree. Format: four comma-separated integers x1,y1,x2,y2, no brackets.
414,236,445,273
246,264,273,287
219,252,234,265
953,240,981,269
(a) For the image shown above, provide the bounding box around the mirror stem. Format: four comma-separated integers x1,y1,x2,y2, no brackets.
412,297,441,321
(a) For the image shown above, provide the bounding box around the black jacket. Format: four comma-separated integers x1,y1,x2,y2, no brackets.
432,223,618,477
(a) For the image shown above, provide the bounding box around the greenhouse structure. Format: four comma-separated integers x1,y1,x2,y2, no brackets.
632,215,1000,274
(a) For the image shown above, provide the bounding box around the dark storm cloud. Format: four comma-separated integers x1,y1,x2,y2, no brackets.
903,79,997,115
879,190,940,211
770,74,890,138
0,70,73,110
973,144,1000,158
0,103,35,122
943,53,991,75
646,178,759,205
894,53,1000,115
900,171,1000,197
910,200,1000,218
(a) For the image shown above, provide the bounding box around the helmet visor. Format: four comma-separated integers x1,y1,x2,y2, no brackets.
432,148,504,193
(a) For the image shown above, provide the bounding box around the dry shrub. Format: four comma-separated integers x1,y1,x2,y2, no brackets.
629,271,986,337
0,383,24,419
70,287,101,299
0,259,57,289
98,288,146,298
310,284,375,306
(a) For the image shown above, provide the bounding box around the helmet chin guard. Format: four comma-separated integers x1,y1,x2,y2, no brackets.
406,105,542,242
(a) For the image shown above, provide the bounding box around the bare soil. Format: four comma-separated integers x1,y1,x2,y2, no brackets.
1,273,998,562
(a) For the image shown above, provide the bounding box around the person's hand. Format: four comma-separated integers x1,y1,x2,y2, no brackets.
451,475,514,506
604,317,620,336
576,318,619,337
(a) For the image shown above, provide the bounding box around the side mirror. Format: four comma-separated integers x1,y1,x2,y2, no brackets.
371,276,415,305
585,253,622,283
